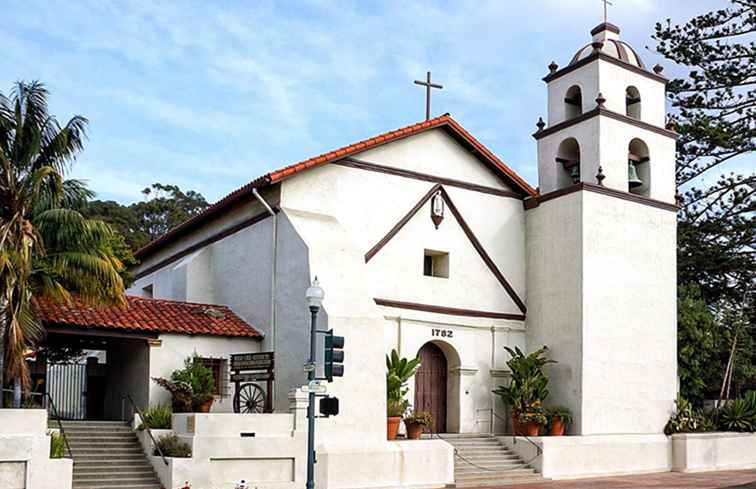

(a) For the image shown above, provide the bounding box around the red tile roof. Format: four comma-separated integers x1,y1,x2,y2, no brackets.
135,114,536,260
36,296,263,338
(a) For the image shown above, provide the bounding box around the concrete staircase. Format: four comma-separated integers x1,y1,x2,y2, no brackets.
56,420,161,489
442,434,546,487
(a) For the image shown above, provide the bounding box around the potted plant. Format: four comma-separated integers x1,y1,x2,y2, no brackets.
386,349,420,440
493,346,555,437
404,411,433,440
154,355,216,413
545,406,572,436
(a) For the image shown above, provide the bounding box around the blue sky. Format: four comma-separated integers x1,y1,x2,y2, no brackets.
2,0,718,203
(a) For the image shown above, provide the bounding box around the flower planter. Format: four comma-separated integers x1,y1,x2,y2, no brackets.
406,422,424,440
387,416,402,440
550,417,566,436
513,414,541,436
195,398,214,413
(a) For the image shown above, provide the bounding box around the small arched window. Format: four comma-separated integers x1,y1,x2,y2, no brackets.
628,138,650,196
564,86,583,119
626,86,641,119
556,138,581,188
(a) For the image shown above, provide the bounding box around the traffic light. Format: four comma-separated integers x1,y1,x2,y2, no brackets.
319,396,339,417
324,329,345,382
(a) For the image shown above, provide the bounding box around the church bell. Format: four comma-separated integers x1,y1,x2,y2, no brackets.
628,161,643,189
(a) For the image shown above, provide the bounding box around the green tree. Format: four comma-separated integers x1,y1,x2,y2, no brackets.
0,81,125,403
677,285,717,405
654,0,755,400
654,0,755,305
86,183,209,250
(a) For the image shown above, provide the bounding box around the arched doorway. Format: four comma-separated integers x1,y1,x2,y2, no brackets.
415,342,447,433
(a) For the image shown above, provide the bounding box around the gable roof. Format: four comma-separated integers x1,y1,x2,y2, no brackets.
135,114,535,260
36,296,264,338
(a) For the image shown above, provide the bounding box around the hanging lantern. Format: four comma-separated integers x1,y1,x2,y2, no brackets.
431,191,444,229
628,160,643,189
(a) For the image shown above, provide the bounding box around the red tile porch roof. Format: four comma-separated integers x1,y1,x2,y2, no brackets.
36,296,263,338
134,114,536,261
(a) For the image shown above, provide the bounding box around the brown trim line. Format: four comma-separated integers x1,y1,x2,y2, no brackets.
533,107,677,140
364,184,527,314
374,299,525,321
439,187,527,314
543,52,667,84
336,158,522,199
364,184,441,262
591,22,620,35
134,209,276,280
524,182,679,212
46,325,160,342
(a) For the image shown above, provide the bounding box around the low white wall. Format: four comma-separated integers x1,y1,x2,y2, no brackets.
317,440,454,489
135,389,453,489
672,432,756,473
503,434,671,479
0,409,73,489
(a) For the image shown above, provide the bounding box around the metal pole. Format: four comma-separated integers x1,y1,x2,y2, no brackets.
306,305,318,489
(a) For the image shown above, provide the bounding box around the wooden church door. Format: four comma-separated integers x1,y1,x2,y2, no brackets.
414,342,447,433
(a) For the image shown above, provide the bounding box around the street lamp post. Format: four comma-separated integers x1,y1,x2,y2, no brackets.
304,278,324,489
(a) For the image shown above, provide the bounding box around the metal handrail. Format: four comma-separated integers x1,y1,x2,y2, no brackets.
0,388,74,461
490,408,543,457
122,393,169,466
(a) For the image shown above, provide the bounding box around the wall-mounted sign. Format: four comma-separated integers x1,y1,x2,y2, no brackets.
431,328,454,338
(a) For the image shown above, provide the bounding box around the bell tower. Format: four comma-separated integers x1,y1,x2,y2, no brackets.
534,22,676,202
525,23,678,436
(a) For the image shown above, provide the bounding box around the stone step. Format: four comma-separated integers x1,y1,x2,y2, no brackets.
452,443,510,449
69,441,142,449
453,475,546,488
72,476,160,487
75,471,156,481
73,482,162,489
67,432,137,438
73,464,154,472
75,454,147,462
456,462,529,473
71,447,144,459
456,468,536,478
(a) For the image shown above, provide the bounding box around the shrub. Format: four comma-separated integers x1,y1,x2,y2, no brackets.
386,350,420,417
49,431,66,458
493,346,555,424
139,404,172,430
154,434,191,458
718,391,756,432
664,396,716,435
171,356,215,396
545,406,573,424
405,411,433,427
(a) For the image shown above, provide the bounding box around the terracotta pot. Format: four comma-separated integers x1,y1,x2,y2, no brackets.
550,417,566,436
387,416,402,440
406,422,424,440
512,414,521,435
196,398,214,413
523,421,541,437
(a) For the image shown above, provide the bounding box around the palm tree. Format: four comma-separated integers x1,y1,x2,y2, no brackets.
0,81,126,406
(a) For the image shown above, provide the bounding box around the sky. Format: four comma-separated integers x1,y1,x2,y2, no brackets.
1,0,723,204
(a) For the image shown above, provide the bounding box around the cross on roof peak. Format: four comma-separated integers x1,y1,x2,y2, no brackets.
414,71,443,121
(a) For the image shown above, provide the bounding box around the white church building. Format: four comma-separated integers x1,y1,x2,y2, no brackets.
4,21,696,489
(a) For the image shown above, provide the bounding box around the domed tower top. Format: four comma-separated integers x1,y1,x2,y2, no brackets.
569,23,646,69
534,21,676,204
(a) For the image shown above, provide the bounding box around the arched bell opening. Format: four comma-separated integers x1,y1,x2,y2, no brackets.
628,138,650,196
556,138,581,188
564,85,583,119
626,86,642,119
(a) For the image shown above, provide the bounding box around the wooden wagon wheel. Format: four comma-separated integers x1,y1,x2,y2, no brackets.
233,383,266,413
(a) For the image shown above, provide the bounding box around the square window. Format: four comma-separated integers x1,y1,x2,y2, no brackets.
423,250,449,278
199,357,228,397
142,284,154,298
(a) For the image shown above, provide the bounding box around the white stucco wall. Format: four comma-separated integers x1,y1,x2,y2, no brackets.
0,410,73,489
671,432,756,473
149,333,262,413
525,191,584,433
525,189,677,435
